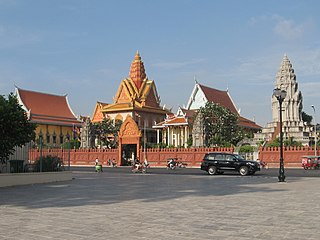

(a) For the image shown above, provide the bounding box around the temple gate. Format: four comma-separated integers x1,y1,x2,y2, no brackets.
118,115,142,166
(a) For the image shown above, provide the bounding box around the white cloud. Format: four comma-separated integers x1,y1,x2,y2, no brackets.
249,14,312,40
294,49,320,76
272,15,305,40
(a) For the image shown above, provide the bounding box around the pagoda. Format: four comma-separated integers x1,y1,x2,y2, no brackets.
254,54,312,145
90,52,170,164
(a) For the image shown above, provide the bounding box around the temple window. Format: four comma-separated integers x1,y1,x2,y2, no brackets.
60,135,64,144
46,134,50,144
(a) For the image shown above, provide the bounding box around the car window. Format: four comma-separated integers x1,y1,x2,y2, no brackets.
225,155,233,161
234,154,245,161
206,154,216,160
214,154,224,161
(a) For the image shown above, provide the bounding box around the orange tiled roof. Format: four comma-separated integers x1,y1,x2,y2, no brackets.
199,84,239,115
16,87,81,126
165,117,188,125
238,116,262,130
180,108,196,119
153,108,195,128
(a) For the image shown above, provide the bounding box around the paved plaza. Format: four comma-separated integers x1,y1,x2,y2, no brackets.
1,168,320,240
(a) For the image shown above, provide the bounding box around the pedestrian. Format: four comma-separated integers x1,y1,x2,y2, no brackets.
95,157,99,166
112,159,116,167
143,158,149,168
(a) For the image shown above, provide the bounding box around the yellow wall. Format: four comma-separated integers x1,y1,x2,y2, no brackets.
35,124,75,147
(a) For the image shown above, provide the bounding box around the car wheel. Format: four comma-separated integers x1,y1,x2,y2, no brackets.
239,166,249,176
208,166,217,175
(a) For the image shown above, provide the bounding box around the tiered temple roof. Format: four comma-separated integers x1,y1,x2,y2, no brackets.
99,51,169,115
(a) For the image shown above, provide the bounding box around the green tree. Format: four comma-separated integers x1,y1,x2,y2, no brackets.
302,111,312,125
33,155,64,172
0,93,36,163
239,145,255,153
92,118,122,148
266,137,302,148
198,102,244,147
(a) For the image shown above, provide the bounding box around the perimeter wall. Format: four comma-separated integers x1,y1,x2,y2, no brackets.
28,146,317,168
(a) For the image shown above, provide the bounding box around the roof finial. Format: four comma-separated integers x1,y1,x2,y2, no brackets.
134,50,141,61
194,75,198,84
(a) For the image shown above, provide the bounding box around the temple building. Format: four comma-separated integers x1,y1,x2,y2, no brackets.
253,54,312,145
153,82,261,147
153,107,195,147
15,87,82,147
88,51,170,163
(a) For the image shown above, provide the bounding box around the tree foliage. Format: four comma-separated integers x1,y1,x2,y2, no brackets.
33,155,64,172
198,102,244,147
302,111,312,125
92,117,122,148
265,137,303,148
0,93,36,163
239,145,255,153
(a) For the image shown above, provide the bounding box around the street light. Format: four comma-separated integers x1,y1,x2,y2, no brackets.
273,88,287,182
143,120,147,161
311,105,317,156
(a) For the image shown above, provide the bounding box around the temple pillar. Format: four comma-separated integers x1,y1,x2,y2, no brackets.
157,129,160,144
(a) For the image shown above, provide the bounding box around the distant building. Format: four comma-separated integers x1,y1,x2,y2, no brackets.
153,82,261,147
153,107,195,148
253,54,312,146
15,87,82,147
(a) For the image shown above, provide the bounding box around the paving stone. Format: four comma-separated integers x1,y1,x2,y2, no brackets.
1,169,320,239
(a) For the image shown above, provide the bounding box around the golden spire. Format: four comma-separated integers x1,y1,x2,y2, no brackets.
134,50,141,61
129,51,146,89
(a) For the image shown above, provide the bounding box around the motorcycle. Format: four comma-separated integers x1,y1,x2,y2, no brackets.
131,162,147,174
302,156,320,170
167,158,177,170
95,164,103,173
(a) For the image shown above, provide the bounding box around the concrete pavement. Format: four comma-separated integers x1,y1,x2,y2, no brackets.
0,168,319,239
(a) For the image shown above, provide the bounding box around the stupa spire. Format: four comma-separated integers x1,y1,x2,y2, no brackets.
129,51,146,89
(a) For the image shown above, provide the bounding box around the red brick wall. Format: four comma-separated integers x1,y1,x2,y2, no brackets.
29,147,234,167
141,147,234,167
29,148,118,166
259,146,316,168
29,146,316,168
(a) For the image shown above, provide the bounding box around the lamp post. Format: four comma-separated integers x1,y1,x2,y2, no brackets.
67,133,71,171
39,135,43,172
143,120,146,161
311,105,317,156
273,88,287,182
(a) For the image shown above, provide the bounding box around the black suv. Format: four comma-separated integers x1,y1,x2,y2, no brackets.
200,152,260,176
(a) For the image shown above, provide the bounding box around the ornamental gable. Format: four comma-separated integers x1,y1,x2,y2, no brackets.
144,84,160,108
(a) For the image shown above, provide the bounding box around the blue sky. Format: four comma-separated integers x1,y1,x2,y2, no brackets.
1,0,320,126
